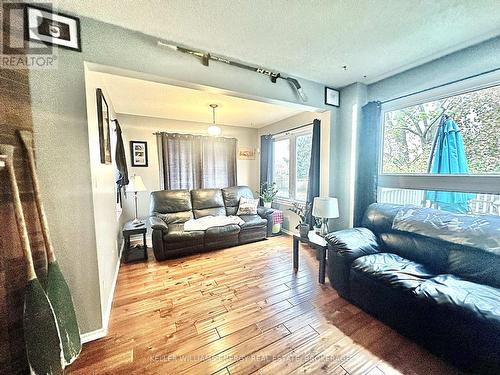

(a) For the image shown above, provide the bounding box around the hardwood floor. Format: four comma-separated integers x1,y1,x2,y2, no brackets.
67,235,459,375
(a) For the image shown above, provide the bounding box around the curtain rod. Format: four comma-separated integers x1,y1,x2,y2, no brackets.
152,131,237,140
269,122,314,137
381,67,500,105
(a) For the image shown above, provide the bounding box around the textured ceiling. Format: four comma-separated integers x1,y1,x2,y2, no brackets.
96,72,302,127
58,0,500,87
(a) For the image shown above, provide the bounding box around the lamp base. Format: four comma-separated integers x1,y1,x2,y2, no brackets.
320,219,329,237
132,218,142,225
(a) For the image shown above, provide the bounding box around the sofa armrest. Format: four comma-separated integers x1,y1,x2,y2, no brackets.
325,227,380,262
149,216,168,231
257,206,275,236
325,227,379,297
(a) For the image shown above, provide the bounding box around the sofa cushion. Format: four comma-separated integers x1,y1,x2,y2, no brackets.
379,232,449,274
239,214,267,229
205,224,240,238
222,186,255,216
447,245,500,289
163,224,204,243
150,190,194,224
415,274,500,329
191,189,226,218
351,253,436,291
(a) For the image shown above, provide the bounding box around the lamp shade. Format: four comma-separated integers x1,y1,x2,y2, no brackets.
312,197,339,218
126,174,147,193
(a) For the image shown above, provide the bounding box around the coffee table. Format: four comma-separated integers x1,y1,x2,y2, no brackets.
292,230,328,284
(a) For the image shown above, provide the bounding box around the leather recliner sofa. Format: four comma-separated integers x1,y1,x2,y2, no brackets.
149,186,274,261
326,203,500,373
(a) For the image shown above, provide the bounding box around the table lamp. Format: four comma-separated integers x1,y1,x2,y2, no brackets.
126,174,147,224
312,197,339,236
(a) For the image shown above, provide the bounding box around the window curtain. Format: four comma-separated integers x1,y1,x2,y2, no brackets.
306,119,321,228
259,135,273,201
353,101,382,227
157,132,237,190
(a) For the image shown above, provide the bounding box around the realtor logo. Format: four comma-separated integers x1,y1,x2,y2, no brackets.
1,1,58,69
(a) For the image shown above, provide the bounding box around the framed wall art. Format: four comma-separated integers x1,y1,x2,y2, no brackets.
325,87,340,107
96,89,111,164
238,147,255,160
130,141,148,167
25,5,82,52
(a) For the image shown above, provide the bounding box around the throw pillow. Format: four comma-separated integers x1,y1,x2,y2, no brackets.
237,197,259,215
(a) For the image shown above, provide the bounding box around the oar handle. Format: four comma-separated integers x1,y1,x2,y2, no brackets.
18,131,56,263
0,145,37,281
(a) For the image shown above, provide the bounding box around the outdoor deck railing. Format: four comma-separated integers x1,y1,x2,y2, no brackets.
378,189,500,216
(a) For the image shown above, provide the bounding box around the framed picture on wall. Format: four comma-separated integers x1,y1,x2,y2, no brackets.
130,141,148,167
96,89,112,164
325,87,340,107
238,147,255,160
25,4,82,52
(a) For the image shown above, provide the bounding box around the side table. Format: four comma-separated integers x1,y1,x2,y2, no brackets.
292,230,328,284
122,220,148,263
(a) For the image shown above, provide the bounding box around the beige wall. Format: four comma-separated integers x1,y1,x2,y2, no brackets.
258,111,332,233
117,114,260,223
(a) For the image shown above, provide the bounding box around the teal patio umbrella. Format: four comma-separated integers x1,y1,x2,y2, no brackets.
426,115,475,213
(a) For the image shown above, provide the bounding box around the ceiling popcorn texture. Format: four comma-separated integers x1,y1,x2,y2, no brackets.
58,0,500,87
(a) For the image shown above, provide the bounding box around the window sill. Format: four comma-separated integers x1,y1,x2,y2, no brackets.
273,198,306,207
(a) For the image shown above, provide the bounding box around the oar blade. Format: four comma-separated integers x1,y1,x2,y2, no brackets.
47,261,82,364
24,279,64,375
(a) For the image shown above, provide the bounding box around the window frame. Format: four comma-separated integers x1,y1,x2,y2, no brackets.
378,71,500,195
272,126,313,204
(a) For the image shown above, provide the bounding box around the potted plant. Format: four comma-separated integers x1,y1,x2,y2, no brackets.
313,217,322,234
258,182,278,208
289,202,312,238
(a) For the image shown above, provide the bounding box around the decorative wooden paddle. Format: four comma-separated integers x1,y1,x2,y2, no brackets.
0,145,64,375
19,131,82,365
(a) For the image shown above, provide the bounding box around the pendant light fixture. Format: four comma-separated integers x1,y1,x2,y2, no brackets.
207,104,222,136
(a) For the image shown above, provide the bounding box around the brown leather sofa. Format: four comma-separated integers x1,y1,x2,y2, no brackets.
149,186,275,260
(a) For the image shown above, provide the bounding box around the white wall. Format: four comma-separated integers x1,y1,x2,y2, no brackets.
84,69,122,330
258,111,332,233
117,114,260,222
332,83,367,230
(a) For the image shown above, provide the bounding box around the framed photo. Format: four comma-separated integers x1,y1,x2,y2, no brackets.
325,87,340,107
130,141,148,167
25,5,81,52
96,89,112,164
238,147,255,160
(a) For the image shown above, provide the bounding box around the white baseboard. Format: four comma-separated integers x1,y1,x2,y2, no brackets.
80,242,123,344
81,328,107,344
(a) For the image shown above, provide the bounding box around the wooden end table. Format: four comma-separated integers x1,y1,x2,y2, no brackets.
293,230,328,284
122,220,148,263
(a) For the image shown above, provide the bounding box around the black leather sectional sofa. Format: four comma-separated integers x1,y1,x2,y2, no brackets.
326,203,500,373
149,186,274,260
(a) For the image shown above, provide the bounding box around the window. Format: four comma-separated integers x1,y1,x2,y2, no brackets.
272,128,313,202
382,85,499,175
378,82,500,215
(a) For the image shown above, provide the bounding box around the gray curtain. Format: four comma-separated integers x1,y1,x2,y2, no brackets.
259,135,273,188
157,133,237,190
306,119,321,227
353,101,381,227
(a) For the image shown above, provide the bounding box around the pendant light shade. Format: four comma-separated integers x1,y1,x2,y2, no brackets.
208,104,222,136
